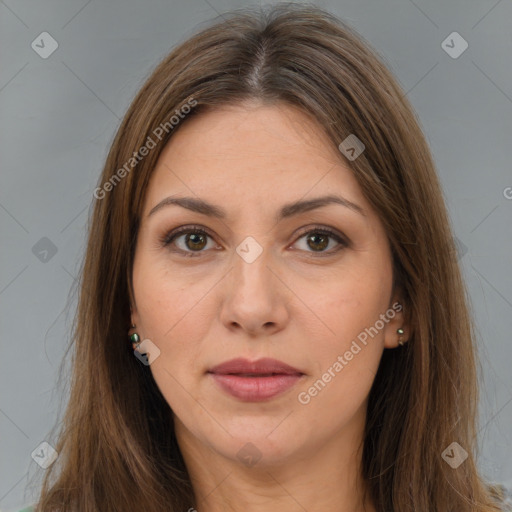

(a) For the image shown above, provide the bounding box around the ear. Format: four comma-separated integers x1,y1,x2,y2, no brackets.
128,279,140,328
129,303,140,332
382,294,410,349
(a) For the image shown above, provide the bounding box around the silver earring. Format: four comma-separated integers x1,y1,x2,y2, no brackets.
397,327,406,346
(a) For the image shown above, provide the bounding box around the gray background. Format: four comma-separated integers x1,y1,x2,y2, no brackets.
1,0,511,510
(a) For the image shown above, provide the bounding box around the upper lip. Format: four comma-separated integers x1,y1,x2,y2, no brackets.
208,357,303,375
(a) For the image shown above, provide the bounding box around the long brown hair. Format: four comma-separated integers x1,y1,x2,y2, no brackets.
34,3,505,511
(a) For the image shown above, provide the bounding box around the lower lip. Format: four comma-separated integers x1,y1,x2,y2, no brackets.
209,373,303,401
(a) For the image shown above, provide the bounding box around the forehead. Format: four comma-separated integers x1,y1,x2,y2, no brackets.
142,102,369,218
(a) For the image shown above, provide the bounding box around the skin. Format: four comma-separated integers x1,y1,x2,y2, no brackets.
130,101,408,512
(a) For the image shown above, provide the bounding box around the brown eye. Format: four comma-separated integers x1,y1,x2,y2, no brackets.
293,227,348,255
306,233,330,251
184,232,208,251
161,226,216,257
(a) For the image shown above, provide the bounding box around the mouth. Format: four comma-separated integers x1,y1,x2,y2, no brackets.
208,357,303,375
207,358,305,401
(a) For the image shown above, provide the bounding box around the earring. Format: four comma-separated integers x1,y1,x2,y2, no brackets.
397,327,406,346
129,324,140,349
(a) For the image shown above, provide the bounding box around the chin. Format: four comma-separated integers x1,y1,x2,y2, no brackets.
214,423,306,468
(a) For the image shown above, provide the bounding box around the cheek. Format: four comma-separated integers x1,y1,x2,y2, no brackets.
303,257,392,345
135,276,214,411
297,255,392,393
133,247,209,336
132,252,213,381
294,280,388,422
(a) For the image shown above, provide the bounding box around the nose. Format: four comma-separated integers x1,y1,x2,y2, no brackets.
219,244,289,336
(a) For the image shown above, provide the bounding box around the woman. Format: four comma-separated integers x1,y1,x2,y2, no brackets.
28,3,510,511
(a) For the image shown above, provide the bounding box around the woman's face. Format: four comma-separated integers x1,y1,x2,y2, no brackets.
131,101,405,468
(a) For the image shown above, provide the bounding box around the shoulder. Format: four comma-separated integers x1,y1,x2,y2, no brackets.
488,482,512,511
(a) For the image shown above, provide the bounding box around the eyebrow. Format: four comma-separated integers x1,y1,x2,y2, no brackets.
147,194,365,221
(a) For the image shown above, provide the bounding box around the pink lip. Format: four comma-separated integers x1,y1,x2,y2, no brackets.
208,358,304,402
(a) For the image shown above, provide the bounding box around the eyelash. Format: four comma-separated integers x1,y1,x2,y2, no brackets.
160,224,349,258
